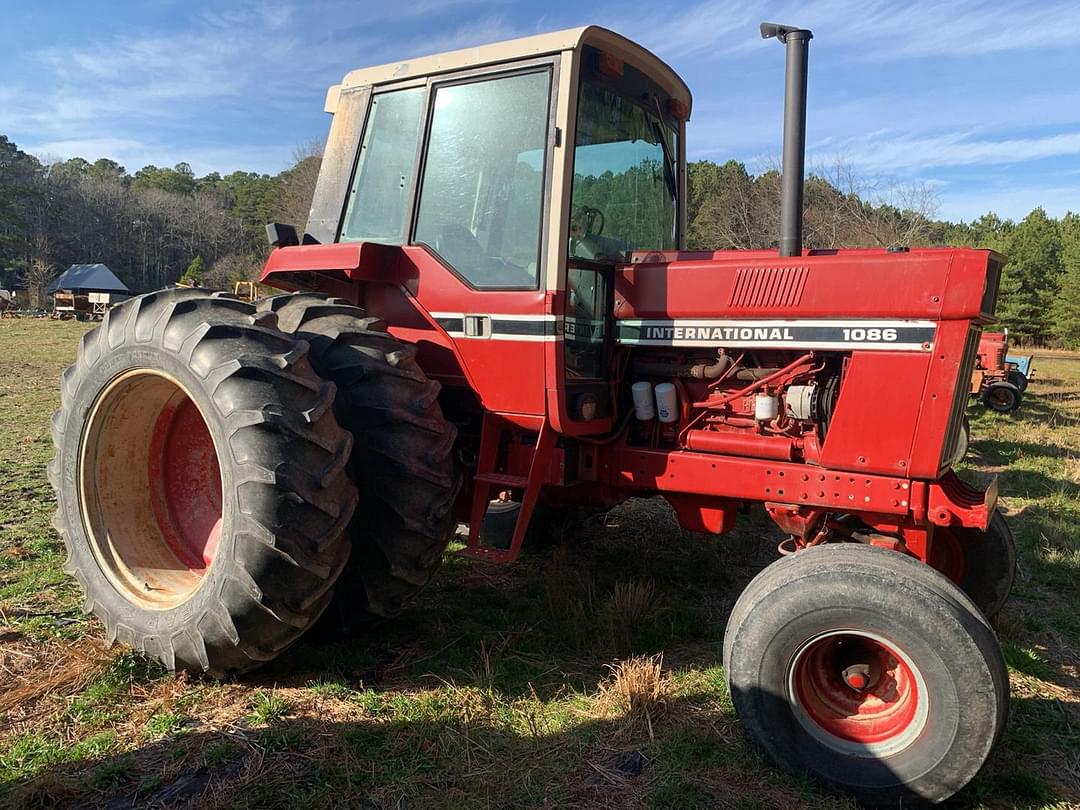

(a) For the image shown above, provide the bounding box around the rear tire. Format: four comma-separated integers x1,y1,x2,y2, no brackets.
982,381,1021,413
257,293,460,616
49,289,357,676
724,544,1008,806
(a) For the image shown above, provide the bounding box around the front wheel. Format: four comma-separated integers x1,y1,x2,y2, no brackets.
953,414,970,464
1007,369,1028,392
931,510,1016,619
724,544,1008,805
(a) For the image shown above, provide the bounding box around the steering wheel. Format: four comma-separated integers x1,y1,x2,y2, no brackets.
575,206,605,236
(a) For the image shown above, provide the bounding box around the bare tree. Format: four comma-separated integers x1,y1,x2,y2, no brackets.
206,253,263,288
808,158,940,248
23,257,56,309
690,156,942,252
273,140,324,235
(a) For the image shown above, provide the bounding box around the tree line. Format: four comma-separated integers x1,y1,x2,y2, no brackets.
686,159,1080,347
0,135,319,306
1,132,1077,347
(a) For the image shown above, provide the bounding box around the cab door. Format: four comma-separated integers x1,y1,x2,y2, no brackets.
400,62,559,416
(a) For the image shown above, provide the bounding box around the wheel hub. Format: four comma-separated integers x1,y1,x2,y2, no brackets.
788,630,928,756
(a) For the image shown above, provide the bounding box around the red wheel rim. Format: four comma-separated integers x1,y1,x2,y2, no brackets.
80,369,223,609
789,631,927,755
148,395,223,573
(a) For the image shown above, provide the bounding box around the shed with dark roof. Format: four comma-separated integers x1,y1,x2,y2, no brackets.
48,264,129,295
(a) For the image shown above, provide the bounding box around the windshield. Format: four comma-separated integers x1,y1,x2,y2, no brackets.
569,81,678,262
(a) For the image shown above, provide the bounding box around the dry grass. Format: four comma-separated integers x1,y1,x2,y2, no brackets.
607,580,658,654
0,638,113,715
601,654,667,734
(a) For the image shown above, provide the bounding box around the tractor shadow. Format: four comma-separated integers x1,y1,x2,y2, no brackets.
255,499,783,701
4,692,1071,808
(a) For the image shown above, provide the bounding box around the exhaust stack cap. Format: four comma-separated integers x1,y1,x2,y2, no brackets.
761,22,813,258
760,22,812,43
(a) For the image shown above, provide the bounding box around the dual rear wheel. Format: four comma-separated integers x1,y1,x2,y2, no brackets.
50,289,458,676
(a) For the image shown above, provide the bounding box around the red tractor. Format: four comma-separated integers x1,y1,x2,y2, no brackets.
51,24,1013,805
972,330,1026,412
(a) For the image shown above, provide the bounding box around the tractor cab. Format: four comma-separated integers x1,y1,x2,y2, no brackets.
262,27,690,435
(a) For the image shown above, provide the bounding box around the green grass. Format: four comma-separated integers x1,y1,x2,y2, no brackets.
145,711,190,739
248,691,292,726
308,677,355,700
1,319,1079,807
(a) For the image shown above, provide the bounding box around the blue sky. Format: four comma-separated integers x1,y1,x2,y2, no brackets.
2,0,1077,223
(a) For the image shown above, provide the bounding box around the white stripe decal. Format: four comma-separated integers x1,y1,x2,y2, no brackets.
426,314,937,350
430,313,560,341
616,319,936,350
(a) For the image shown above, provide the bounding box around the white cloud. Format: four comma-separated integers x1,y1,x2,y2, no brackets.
817,130,1080,172
607,0,1080,62
1,0,503,142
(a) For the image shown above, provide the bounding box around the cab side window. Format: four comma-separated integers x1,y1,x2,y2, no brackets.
341,87,424,244
414,70,551,289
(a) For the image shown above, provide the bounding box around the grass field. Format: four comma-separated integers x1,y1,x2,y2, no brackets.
1,317,1079,809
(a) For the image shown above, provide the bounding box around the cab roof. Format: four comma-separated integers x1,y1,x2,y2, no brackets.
326,26,692,119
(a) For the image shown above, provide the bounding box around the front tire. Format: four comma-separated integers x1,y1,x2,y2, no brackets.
931,510,1016,619
1007,369,1028,392
724,544,1008,805
49,289,357,676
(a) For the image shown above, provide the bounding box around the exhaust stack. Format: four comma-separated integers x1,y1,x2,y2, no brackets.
761,22,813,258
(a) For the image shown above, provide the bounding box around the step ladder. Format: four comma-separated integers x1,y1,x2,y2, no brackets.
461,414,555,564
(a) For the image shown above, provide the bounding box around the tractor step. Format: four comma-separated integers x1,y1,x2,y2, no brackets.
474,472,528,488
465,415,555,564
457,545,516,564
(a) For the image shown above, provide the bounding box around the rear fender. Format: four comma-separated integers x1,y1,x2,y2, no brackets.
259,242,406,302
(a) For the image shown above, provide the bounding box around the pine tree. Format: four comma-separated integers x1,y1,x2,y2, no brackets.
180,255,205,286
996,208,1063,344
1052,212,1080,348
